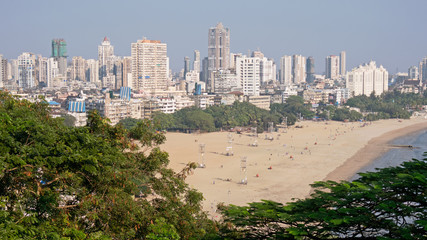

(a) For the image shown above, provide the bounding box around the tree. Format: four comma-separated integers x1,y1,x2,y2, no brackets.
0,91,215,239
60,114,76,127
118,117,140,130
219,156,427,239
151,112,175,130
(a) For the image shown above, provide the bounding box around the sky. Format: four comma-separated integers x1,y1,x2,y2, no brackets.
1,0,426,74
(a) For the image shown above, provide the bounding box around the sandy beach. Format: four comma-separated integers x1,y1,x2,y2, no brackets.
161,117,427,217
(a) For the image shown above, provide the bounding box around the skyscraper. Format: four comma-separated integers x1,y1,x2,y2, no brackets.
0,55,4,88
325,55,340,80
46,57,59,88
201,57,208,82
17,52,36,89
208,22,230,91
122,56,132,87
98,37,115,82
71,56,86,81
193,50,200,73
306,56,315,83
292,55,306,84
184,56,190,77
131,38,168,93
85,59,99,84
419,57,427,84
280,55,292,85
340,51,346,75
346,61,388,96
51,39,67,76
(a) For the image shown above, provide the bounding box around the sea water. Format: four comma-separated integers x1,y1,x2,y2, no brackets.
351,129,427,181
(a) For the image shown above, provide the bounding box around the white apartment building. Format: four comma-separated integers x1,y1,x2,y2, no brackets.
236,56,261,96
46,58,59,88
98,37,114,81
340,51,346,75
292,55,306,84
131,38,168,93
157,97,176,114
325,55,340,80
17,52,36,89
260,58,276,84
280,55,292,85
346,61,388,96
71,56,86,81
85,59,99,84
213,69,239,94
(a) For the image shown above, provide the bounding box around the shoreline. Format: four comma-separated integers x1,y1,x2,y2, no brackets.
161,118,427,214
323,120,427,182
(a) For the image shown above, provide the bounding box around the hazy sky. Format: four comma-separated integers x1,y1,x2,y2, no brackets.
1,0,426,73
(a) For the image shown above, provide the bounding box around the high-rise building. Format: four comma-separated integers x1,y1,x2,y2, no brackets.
306,56,315,83
46,57,59,88
51,39,67,76
280,55,292,85
236,56,260,96
208,22,230,91
17,52,36,89
71,56,86,81
98,37,115,83
36,55,48,86
325,55,340,80
114,58,123,89
346,61,388,96
292,55,306,84
52,39,67,58
0,55,6,88
230,53,242,70
340,51,346,75
122,57,132,87
260,58,276,84
184,56,190,77
193,50,200,73
419,57,427,84
85,59,99,84
201,57,208,82
131,38,168,93
408,66,419,80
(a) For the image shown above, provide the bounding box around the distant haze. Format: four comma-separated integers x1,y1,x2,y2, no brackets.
1,0,426,74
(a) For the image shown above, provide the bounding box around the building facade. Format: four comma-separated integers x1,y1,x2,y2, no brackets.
346,61,388,96
236,56,260,96
280,55,292,85
292,55,306,84
208,22,230,92
17,52,36,89
340,51,346,75
325,55,340,80
131,38,168,93
98,37,115,82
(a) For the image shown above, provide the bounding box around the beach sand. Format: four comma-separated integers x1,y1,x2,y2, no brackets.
161,117,427,217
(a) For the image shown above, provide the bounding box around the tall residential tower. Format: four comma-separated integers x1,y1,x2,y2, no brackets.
131,38,168,93
208,22,230,91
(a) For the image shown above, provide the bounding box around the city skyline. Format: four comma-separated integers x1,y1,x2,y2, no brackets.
1,0,426,73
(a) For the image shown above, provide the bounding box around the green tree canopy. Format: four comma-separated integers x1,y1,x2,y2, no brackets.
219,156,427,239
0,91,215,239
